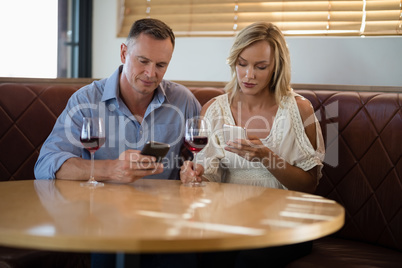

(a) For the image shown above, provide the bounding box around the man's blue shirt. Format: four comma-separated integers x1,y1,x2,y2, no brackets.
34,66,201,180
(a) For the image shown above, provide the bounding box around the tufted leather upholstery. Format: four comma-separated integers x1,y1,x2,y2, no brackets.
296,90,402,250
0,80,401,267
0,83,85,181
188,87,225,106
286,89,402,267
0,82,90,268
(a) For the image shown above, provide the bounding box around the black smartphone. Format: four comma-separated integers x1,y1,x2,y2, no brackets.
140,141,170,163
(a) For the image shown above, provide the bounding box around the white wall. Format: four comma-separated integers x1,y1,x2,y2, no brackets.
93,0,402,87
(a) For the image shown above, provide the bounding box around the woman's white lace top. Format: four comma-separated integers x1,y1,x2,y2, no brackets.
197,92,325,189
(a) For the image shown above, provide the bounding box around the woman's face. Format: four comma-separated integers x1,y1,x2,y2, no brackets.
236,40,275,95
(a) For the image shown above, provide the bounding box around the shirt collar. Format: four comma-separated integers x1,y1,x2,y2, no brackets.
154,81,169,104
101,65,169,105
101,65,122,102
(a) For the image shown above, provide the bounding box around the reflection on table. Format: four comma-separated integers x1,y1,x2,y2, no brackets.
0,179,344,253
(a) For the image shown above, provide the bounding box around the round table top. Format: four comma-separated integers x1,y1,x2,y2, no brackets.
0,179,344,253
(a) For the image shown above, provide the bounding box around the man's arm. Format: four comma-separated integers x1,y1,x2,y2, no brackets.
56,150,163,183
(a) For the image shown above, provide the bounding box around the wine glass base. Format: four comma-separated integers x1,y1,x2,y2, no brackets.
183,181,206,187
80,181,104,188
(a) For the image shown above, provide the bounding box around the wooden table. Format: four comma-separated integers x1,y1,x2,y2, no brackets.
0,179,344,255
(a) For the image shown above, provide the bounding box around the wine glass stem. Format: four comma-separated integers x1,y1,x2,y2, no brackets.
89,151,95,182
193,152,197,182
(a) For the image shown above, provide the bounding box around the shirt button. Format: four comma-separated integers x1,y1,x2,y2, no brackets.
108,104,116,111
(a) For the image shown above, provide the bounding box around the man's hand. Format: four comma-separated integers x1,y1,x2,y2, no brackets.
109,150,164,183
56,149,164,183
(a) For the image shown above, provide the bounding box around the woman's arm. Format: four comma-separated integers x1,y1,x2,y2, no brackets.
225,97,320,193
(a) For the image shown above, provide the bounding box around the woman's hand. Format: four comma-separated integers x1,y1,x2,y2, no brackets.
180,160,205,184
225,135,317,193
224,135,272,163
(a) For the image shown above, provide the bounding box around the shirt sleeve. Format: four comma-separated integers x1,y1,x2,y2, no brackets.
34,93,87,180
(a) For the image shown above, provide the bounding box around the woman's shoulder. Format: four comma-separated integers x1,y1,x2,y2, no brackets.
289,92,318,150
201,93,229,116
293,94,315,123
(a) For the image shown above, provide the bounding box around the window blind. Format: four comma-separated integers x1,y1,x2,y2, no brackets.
117,0,402,37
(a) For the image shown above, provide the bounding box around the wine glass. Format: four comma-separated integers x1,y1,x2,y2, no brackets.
183,117,210,187
80,117,105,187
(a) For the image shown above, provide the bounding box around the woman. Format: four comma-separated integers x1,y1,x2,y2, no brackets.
180,21,325,268
180,22,325,194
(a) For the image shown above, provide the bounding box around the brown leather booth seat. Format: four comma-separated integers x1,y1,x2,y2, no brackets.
284,89,402,268
0,83,85,181
0,82,92,268
0,80,401,267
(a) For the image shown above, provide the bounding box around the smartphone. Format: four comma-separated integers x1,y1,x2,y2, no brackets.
140,141,170,162
223,124,247,143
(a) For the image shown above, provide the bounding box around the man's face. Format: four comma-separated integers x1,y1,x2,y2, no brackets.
120,33,174,95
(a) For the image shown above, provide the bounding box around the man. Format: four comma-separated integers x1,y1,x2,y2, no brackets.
34,18,201,183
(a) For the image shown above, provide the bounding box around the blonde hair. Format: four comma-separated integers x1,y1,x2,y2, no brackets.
225,22,292,105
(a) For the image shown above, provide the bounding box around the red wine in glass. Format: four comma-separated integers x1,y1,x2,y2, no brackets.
80,117,105,187
184,118,210,187
80,137,106,153
184,136,208,153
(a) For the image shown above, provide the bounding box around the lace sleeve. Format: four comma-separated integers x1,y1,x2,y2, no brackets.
285,93,325,181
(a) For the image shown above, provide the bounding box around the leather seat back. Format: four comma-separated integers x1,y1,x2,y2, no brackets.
297,89,402,252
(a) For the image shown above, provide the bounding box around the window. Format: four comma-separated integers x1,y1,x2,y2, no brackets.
117,0,402,37
58,0,93,78
0,0,92,78
0,0,58,78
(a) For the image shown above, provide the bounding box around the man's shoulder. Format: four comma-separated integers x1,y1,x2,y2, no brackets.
161,80,196,99
77,77,109,94
67,80,104,104
161,80,190,91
